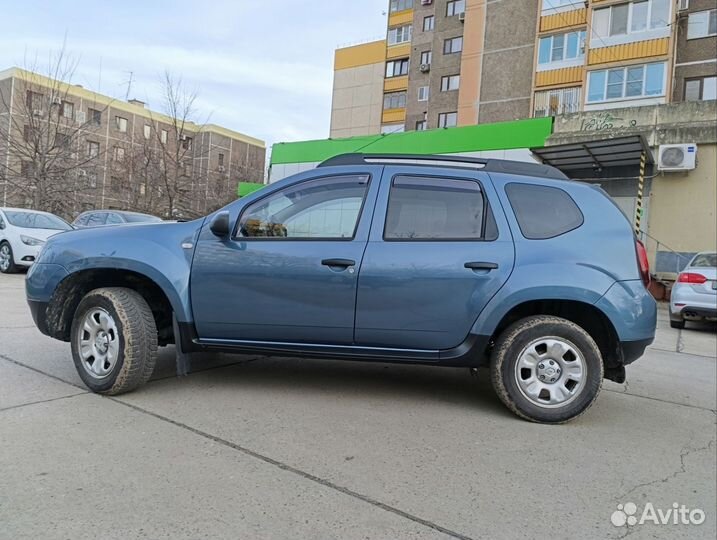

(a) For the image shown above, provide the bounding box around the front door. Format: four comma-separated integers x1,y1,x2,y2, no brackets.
191,171,379,344
354,166,515,350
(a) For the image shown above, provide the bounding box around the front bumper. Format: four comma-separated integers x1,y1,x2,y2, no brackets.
11,242,42,267
28,299,50,336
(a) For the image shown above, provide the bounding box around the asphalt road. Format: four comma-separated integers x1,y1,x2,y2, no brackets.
1,272,715,540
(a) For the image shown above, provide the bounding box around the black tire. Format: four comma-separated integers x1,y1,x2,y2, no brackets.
0,241,18,274
490,315,604,424
669,319,685,329
70,287,158,394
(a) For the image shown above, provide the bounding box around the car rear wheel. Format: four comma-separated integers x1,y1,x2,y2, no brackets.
70,287,158,394
491,315,603,423
0,242,18,274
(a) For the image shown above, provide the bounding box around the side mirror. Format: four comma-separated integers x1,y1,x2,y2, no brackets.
209,211,231,238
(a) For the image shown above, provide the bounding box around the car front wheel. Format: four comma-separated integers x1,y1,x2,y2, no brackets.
70,287,158,394
491,315,603,423
0,242,18,273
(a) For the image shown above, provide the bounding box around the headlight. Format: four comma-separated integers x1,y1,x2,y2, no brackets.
20,235,45,246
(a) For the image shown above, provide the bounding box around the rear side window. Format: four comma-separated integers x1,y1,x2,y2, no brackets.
384,175,495,240
505,183,583,240
691,253,716,267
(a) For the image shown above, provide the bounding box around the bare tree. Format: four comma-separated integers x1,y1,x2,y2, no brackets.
0,47,110,218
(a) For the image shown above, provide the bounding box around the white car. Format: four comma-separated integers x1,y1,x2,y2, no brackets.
0,207,73,273
669,251,717,329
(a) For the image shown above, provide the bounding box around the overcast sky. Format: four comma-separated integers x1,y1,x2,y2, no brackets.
0,0,388,150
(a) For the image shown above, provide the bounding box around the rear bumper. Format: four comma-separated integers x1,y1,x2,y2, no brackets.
671,305,717,321
620,337,653,365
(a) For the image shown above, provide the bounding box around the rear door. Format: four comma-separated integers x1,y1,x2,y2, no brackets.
354,166,515,350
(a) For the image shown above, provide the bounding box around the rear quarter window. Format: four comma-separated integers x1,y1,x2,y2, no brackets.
505,183,583,240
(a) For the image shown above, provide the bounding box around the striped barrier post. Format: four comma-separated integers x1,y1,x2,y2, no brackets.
634,151,646,236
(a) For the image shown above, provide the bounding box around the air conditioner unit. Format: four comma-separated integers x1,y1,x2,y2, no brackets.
75,111,86,124
218,165,226,173
51,96,62,106
678,0,689,11
658,144,697,171
32,109,44,117
419,63,430,73
421,0,432,5
77,169,87,177
458,12,466,22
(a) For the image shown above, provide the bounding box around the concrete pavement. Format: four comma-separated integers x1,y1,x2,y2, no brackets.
1,273,715,539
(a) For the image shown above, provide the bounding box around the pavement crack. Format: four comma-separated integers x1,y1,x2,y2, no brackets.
0,353,84,390
0,392,89,413
109,397,475,540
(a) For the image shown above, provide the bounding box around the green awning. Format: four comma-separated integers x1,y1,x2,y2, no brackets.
237,182,266,197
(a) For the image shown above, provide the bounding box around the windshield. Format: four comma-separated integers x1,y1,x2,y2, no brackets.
123,213,162,223
691,253,717,268
5,211,72,230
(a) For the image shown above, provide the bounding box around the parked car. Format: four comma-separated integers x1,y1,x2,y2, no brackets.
26,154,657,423
73,210,163,228
0,207,72,273
669,251,717,329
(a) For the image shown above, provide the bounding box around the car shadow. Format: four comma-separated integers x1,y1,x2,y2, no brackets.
147,346,509,416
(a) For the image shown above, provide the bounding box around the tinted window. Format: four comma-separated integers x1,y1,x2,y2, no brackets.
384,176,486,240
237,175,370,239
106,213,124,225
87,213,107,227
505,183,583,239
74,214,89,226
691,253,716,268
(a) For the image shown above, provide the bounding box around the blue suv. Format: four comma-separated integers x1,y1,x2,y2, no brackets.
25,154,656,423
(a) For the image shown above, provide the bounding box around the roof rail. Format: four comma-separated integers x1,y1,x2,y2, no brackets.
317,153,568,180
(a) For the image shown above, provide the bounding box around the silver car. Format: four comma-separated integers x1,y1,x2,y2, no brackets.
670,251,717,329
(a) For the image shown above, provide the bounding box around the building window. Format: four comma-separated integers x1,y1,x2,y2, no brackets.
218,153,225,167
25,91,44,111
89,108,101,125
61,101,74,119
423,15,435,31
384,91,407,110
390,0,413,12
143,125,151,139
115,116,128,133
113,146,125,162
418,86,430,101
416,120,427,131
587,62,666,102
592,0,671,42
443,36,463,54
87,141,100,158
438,112,458,128
685,76,717,101
441,75,460,91
381,124,406,134
537,30,585,66
23,125,31,143
446,0,466,17
687,9,717,39
386,59,410,78
181,136,192,150
420,51,432,65
388,25,412,45
541,0,583,13
533,87,582,117
160,129,168,144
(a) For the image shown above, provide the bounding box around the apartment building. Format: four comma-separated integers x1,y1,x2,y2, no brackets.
0,67,265,219
330,0,717,134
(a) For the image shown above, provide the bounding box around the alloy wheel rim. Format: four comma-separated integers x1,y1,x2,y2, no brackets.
77,308,120,379
514,336,587,408
0,245,10,270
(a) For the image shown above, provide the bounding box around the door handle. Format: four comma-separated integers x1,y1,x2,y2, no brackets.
464,261,499,270
322,258,356,268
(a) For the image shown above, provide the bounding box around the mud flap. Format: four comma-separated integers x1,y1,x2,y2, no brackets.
172,315,191,377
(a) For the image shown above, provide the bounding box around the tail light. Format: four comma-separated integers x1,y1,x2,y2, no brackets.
635,239,650,287
677,272,707,284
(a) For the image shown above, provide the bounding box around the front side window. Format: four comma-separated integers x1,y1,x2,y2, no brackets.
384,176,486,240
687,9,717,39
685,76,717,101
446,0,466,17
505,183,583,239
384,91,407,109
438,112,458,127
537,30,585,66
388,25,412,45
386,59,409,78
587,62,665,102
237,175,370,239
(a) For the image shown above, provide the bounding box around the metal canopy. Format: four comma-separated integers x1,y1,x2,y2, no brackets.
530,135,654,173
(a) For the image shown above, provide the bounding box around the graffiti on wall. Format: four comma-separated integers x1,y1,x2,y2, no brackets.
580,112,638,132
